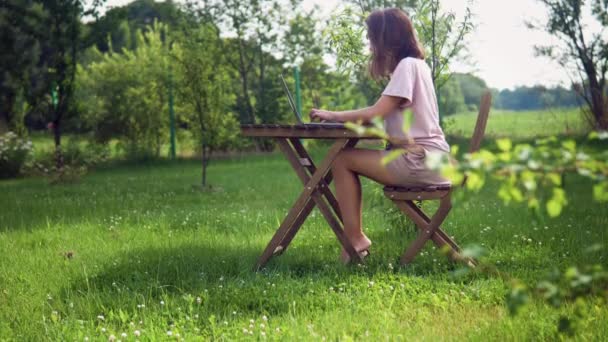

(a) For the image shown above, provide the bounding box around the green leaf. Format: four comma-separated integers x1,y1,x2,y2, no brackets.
593,183,608,202
402,110,413,133
553,188,567,204
498,184,512,203
381,149,406,166
546,199,562,217
561,140,576,152
450,144,459,156
465,172,484,191
496,138,512,152
441,165,464,184
510,187,524,202
344,122,366,135
547,173,562,186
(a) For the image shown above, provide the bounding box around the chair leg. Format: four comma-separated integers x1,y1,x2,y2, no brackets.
398,195,452,265
394,198,477,267
403,201,461,253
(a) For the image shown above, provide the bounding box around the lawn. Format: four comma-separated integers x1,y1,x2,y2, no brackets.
1,129,607,340
446,108,589,138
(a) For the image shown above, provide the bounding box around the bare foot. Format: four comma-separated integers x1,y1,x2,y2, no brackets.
340,234,372,264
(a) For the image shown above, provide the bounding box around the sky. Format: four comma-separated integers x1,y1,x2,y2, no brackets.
102,0,577,90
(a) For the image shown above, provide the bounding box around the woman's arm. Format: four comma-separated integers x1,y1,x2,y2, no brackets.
309,95,407,122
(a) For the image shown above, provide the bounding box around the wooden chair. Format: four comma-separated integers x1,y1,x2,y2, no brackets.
383,92,492,266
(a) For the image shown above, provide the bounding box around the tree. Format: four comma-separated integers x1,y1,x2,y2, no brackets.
531,0,608,129
438,76,466,115
454,73,488,110
198,0,290,126
84,0,183,53
76,22,171,158
174,23,238,187
0,0,47,134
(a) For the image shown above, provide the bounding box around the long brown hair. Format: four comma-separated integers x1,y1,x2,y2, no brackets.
365,8,425,80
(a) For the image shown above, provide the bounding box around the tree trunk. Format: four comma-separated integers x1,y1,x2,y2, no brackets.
201,144,208,187
53,118,63,170
0,117,8,135
589,88,607,129
0,89,16,134
237,40,255,125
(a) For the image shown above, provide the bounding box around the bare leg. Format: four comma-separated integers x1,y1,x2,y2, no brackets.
331,148,397,260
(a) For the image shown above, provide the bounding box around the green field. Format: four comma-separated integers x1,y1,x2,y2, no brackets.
1,130,607,339
446,108,589,138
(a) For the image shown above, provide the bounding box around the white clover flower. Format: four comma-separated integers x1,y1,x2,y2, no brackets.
97,315,105,321
262,315,268,321
134,330,141,337
121,333,127,338
108,335,116,342
166,331,172,336
196,297,202,304
160,300,165,306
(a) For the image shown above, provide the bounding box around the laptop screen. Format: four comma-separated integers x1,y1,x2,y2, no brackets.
280,74,303,123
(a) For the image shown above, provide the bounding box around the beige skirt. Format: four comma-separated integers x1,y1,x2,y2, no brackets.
383,144,451,187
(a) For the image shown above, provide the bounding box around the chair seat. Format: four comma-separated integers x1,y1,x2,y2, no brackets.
383,185,452,200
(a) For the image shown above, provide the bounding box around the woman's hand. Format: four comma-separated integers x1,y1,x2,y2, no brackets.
309,108,338,122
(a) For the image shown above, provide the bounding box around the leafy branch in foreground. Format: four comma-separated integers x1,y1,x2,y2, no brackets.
346,120,608,219
346,119,608,335
426,132,608,217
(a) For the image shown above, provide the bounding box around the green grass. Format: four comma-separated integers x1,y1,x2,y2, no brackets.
446,108,589,138
1,137,607,339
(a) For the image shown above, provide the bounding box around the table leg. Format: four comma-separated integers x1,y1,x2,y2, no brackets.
289,138,359,223
278,138,361,263
255,138,362,270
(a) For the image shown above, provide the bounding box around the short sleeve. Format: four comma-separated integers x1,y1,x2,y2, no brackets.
382,58,416,104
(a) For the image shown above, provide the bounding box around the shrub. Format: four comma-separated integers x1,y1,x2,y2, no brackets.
0,132,33,179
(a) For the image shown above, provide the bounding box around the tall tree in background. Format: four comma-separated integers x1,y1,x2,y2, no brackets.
531,0,608,129
197,0,297,124
77,22,171,158
0,1,47,134
174,22,238,187
41,0,104,168
414,0,474,90
85,0,182,53
283,7,328,109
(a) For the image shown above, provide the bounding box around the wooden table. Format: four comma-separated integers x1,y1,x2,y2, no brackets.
241,124,378,270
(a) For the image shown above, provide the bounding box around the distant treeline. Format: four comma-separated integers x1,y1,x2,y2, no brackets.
439,73,581,115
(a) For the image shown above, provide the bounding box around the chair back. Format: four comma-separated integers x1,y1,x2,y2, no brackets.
468,92,492,153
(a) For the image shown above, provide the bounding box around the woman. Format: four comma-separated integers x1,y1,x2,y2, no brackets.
309,8,451,263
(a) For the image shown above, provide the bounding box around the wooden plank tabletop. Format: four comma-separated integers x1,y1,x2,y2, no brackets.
240,124,379,139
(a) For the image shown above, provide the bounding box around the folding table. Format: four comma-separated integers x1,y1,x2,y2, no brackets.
241,124,378,270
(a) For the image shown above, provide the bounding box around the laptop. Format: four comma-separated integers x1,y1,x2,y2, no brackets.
280,74,344,128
